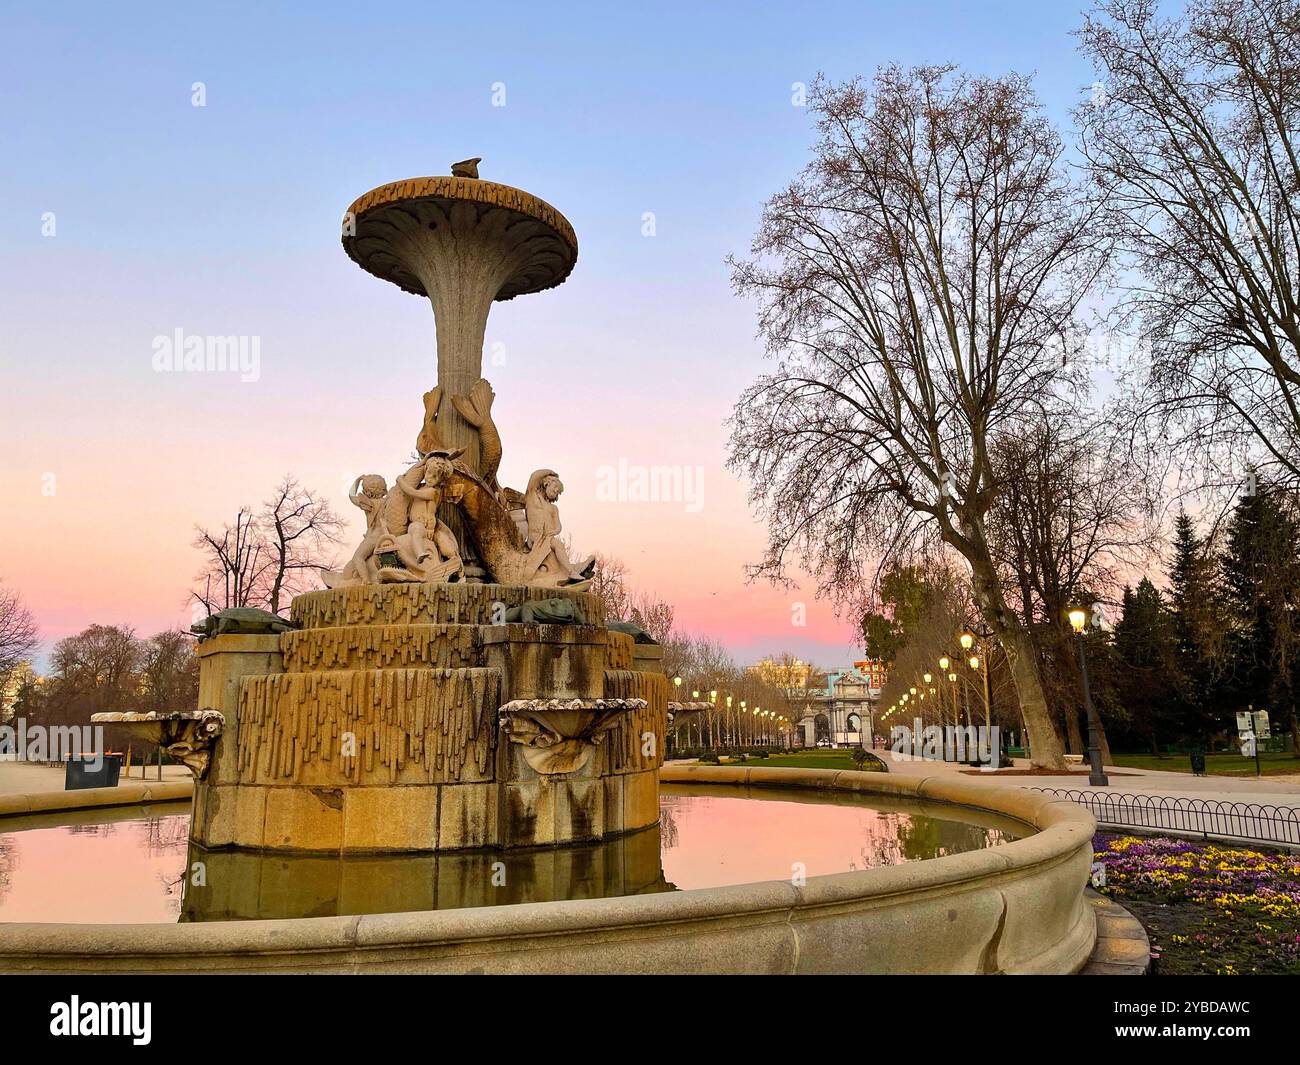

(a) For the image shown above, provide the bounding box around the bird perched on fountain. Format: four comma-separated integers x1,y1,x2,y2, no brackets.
451,157,481,179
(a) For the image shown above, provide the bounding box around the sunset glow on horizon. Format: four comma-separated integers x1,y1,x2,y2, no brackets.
0,1,1097,669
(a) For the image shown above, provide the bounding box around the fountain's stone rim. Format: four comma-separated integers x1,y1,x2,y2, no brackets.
342,176,579,300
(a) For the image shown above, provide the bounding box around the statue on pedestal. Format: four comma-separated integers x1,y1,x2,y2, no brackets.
523,470,595,585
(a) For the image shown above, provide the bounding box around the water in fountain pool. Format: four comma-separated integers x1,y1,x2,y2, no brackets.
0,784,1025,924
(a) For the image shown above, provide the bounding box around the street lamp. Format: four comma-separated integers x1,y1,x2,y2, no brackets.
947,671,959,756
671,676,682,750
1068,607,1109,787
962,623,995,749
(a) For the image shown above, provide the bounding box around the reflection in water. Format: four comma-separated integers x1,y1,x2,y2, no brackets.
0,804,191,923
0,787,1023,924
180,826,671,921
656,785,1022,890
0,834,14,909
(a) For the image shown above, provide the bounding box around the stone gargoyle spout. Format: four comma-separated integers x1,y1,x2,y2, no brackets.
89,709,225,779
498,697,646,775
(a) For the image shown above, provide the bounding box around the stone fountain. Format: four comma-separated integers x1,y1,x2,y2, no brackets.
98,162,668,854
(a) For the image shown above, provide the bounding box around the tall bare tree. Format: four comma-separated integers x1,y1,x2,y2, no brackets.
0,580,38,688
192,475,342,616
588,553,632,620
729,67,1109,766
41,624,142,730
1079,0,1300,488
192,506,267,615
139,630,199,714
988,417,1151,756
260,476,344,615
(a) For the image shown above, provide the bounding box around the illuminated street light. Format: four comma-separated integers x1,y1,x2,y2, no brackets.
1068,606,1109,787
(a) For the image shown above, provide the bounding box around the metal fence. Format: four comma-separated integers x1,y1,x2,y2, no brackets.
1029,788,1300,848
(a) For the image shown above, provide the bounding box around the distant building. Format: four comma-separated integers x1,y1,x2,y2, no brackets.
0,661,36,722
751,656,812,691
792,660,888,748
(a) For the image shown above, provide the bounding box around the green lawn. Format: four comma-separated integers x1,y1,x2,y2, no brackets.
716,751,860,771
1111,750,1300,777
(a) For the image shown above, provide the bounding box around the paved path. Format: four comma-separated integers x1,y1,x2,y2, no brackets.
867,751,1300,845
0,762,190,796
873,749,1300,807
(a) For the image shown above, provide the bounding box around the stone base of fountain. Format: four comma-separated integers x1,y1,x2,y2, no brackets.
187,583,667,854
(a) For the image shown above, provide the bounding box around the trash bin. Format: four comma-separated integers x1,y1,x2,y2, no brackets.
1189,750,1207,776
65,753,123,790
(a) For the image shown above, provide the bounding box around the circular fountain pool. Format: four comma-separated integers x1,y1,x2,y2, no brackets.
0,768,1098,974
0,784,1024,924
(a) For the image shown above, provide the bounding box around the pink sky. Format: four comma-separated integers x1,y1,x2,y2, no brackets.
0,253,864,668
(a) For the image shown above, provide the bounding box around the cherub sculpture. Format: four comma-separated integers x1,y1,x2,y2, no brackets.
522,470,595,586
321,474,388,588
320,450,465,588
375,450,464,583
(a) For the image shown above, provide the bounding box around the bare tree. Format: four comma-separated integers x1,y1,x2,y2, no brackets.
40,624,143,732
990,417,1153,627
588,553,632,620
1079,0,1300,489
988,417,1151,756
191,506,267,615
627,590,674,643
0,580,38,687
139,630,199,714
729,67,1109,766
260,476,343,615
191,475,342,616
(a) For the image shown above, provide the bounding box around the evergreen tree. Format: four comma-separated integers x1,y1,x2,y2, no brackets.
1112,580,1183,753
1166,512,1226,739
1220,480,1300,752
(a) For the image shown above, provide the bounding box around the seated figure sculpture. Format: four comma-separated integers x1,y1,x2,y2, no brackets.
522,470,595,585
376,450,464,583
321,450,464,587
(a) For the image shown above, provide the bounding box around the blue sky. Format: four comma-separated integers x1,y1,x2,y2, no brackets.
0,1,1105,667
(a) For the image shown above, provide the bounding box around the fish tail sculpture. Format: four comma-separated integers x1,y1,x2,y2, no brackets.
416,385,445,454
451,378,502,491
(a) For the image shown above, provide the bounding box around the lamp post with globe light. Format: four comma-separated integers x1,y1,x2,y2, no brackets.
1068,607,1109,786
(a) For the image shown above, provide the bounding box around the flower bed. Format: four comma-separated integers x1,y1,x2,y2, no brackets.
1094,833,1300,975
